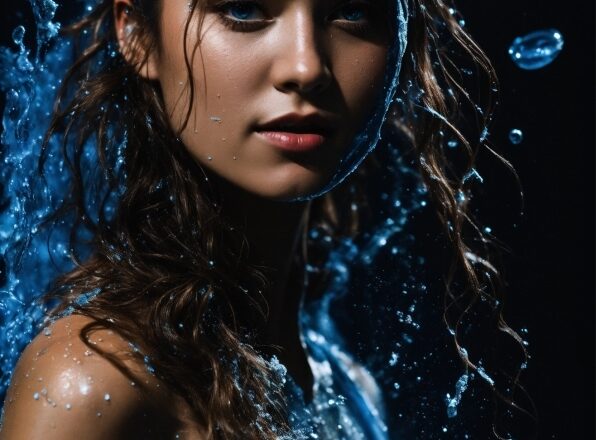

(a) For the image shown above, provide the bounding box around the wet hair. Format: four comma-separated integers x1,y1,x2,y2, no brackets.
39,0,531,438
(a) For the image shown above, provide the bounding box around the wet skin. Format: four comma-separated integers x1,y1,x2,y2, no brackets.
0,0,392,438
152,0,390,201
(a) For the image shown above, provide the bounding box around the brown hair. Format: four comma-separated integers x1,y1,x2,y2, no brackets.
40,0,532,438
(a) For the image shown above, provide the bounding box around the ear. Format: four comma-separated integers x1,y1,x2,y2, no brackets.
114,0,159,80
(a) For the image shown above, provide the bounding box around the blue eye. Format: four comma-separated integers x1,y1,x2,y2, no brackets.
222,2,263,21
338,4,367,22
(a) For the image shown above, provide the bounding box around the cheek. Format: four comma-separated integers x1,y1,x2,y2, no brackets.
156,19,264,153
332,43,388,124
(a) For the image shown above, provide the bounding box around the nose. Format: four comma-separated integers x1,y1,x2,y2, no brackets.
271,10,332,96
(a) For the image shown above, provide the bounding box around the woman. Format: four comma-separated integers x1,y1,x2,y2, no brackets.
0,0,529,438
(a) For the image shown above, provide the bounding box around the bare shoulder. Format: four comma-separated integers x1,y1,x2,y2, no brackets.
0,314,181,439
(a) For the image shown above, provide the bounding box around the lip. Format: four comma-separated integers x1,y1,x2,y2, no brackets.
254,112,336,153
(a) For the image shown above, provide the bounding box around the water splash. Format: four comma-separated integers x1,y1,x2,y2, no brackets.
509,29,564,70
0,0,108,395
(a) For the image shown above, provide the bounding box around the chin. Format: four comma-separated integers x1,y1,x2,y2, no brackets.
247,166,331,202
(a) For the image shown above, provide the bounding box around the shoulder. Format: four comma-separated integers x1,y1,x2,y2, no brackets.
0,315,181,439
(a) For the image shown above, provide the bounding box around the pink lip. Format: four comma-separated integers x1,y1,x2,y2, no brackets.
254,112,336,152
256,131,326,152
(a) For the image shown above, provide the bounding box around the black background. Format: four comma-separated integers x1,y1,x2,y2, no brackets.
0,1,593,438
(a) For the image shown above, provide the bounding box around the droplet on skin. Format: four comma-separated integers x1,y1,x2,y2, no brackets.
209,116,222,123
104,393,111,401
508,29,564,70
33,392,40,400
509,128,523,145
43,327,52,336
65,403,72,410
207,156,213,161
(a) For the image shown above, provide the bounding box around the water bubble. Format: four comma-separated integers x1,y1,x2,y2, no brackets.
12,26,26,46
509,128,523,145
509,29,564,70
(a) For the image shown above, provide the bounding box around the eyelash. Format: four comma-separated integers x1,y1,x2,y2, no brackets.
212,1,375,33
212,1,269,32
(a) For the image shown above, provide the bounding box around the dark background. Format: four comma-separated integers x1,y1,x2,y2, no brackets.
0,1,593,438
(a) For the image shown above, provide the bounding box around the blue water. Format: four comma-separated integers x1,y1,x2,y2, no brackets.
509,29,564,70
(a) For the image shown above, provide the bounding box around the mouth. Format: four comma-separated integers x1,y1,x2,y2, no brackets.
254,112,336,153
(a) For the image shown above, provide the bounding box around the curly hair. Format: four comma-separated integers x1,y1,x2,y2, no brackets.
38,0,532,438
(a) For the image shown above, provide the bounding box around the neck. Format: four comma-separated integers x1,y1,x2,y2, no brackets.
214,176,315,401
215,177,309,344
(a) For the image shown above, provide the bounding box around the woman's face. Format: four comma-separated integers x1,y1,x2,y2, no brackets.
139,0,390,200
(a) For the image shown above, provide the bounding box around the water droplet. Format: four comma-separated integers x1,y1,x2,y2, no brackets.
463,168,484,184
389,352,399,366
509,29,564,70
104,393,111,401
33,392,40,400
43,327,52,336
12,26,25,46
509,128,523,145
65,403,72,410
447,139,459,148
